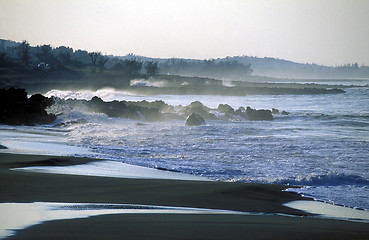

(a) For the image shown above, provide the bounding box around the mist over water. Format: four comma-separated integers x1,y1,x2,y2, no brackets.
34,83,369,209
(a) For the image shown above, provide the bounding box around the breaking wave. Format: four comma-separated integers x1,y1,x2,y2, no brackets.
36,86,369,210
275,172,369,186
45,88,137,102
130,79,168,88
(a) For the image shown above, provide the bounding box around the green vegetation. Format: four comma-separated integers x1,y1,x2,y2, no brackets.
159,59,253,80
0,40,151,92
145,61,160,76
1,39,362,95
0,39,254,93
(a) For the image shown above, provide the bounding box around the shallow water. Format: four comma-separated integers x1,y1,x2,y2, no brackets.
285,200,369,222
1,199,368,239
2,198,368,240
13,160,209,181
0,127,91,156
0,202,244,239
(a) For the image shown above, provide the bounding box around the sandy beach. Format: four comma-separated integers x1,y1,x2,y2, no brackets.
1,152,369,240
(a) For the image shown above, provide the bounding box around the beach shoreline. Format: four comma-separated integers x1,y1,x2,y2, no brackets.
0,153,308,215
1,152,369,239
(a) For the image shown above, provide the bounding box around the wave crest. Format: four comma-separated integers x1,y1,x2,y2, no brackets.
274,172,369,186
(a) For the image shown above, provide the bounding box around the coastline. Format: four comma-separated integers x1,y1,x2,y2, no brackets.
1,152,369,239
0,153,307,215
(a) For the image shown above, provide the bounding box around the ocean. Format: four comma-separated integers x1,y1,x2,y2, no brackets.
1,80,368,210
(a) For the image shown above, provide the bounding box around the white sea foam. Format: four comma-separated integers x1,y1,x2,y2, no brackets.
2,82,369,210
276,172,369,186
0,202,242,239
13,160,209,181
45,88,137,102
130,79,168,88
2,199,368,239
285,200,369,222
0,127,91,156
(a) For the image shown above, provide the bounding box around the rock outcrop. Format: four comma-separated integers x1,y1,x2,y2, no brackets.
245,107,273,121
0,88,284,125
181,101,217,120
185,113,206,126
217,104,235,114
0,88,56,125
82,96,164,121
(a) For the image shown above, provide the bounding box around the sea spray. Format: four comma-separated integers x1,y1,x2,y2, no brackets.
7,84,369,210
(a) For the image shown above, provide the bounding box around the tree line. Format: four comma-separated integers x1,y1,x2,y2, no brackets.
0,40,160,77
159,59,253,80
1,40,256,81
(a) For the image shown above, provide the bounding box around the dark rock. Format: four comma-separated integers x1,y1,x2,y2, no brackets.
137,107,163,121
188,101,209,116
272,108,289,115
185,113,205,126
0,88,56,125
271,108,289,116
272,108,279,114
235,106,246,115
85,96,164,121
245,107,273,121
155,166,180,173
0,88,27,103
217,104,235,114
189,101,208,109
128,100,171,112
90,96,104,104
184,101,217,120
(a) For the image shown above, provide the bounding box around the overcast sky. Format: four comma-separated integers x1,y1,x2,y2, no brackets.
1,0,369,66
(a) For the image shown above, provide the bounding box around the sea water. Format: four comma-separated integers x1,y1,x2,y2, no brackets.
1,81,368,210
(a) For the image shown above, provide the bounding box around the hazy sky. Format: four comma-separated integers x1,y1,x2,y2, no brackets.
1,0,369,66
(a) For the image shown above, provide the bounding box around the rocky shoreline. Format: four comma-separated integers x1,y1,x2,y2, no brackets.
0,88,56,126
0,88,291,126
50,94,279,124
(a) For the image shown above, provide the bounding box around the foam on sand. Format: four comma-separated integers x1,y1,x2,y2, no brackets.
0,202,244,239
0,127,91,156
285,200,369,222
12,160,209,181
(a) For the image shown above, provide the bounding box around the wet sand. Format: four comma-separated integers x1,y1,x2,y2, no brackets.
1,153,369,240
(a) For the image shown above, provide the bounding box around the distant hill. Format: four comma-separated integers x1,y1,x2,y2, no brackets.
221,56,317,78
217,56,369,79
1,39,368,79
120,54,369,79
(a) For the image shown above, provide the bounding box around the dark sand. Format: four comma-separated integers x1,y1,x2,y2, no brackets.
1,153,368,240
